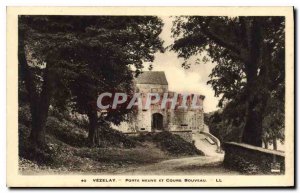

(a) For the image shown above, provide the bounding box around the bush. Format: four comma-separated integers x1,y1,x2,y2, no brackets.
46,116,88,147
95,126,137,148
132,131,204,156
131,132,153,143
152,132,204,156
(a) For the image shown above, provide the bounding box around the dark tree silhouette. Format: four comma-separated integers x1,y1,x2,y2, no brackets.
18,16,164,149
171,17,285,146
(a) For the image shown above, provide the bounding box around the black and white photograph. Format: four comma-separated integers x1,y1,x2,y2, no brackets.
6,6,294,187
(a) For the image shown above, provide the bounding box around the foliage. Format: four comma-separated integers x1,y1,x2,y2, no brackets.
204,110,244,145
262,83,285,148
134,132,204,156
20,16,164,112
91,123,137,148
171,16,285,146
19,15,164,148
18,106,181,174
46,116,88,147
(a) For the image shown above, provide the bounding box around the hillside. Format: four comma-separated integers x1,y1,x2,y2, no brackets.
19,106,203,174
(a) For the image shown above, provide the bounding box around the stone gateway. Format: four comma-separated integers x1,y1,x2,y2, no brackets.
113,71,207,141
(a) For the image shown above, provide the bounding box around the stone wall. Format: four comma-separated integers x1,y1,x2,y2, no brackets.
136,83,168,94
114,82,205,135
136,109,152,132
171,130,193,143
223,142,285,174
168,109,204,132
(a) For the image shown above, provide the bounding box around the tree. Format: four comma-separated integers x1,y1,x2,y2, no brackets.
62,16,164,146
262,82,285,150
171,16,285,146
19,16,62,150
19,16,164,148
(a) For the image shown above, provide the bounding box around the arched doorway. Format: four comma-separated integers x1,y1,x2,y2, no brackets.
152,113,163,131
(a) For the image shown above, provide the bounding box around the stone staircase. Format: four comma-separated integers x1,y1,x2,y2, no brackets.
192,132,223,157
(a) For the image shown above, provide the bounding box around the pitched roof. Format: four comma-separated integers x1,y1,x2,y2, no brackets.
135,71,168,85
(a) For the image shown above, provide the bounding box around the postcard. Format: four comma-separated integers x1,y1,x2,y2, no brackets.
7,6,294,187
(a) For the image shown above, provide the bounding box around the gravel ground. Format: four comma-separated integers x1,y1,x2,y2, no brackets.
113,155,240,175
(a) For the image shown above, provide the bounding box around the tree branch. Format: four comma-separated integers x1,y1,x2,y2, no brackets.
200,19,247,63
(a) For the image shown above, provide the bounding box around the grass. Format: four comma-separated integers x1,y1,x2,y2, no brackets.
133,132,204,156
19,127,174,174
19,105,203,174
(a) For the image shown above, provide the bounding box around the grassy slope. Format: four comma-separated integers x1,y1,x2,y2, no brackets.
19,106,202,174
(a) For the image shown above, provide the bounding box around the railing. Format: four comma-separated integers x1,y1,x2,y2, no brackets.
200,131,222,152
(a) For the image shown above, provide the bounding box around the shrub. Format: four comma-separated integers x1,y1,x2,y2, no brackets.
46,116,88,147
132,131,204,156
95,126,137,148
152,131,204,156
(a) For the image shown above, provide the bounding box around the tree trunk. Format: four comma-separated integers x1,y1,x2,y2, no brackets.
272,137,277,150
30,113,47,148
241,19,264,147
242,96,263,146
19,27,55,150
29,67,55,149
263,138,268,149
242,62,263,146
87,110,100,146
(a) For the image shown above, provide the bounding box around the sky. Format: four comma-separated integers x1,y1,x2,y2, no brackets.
143,16,220,113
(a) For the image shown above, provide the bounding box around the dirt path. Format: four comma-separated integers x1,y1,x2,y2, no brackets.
112,133,240,175
114,154,240,175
